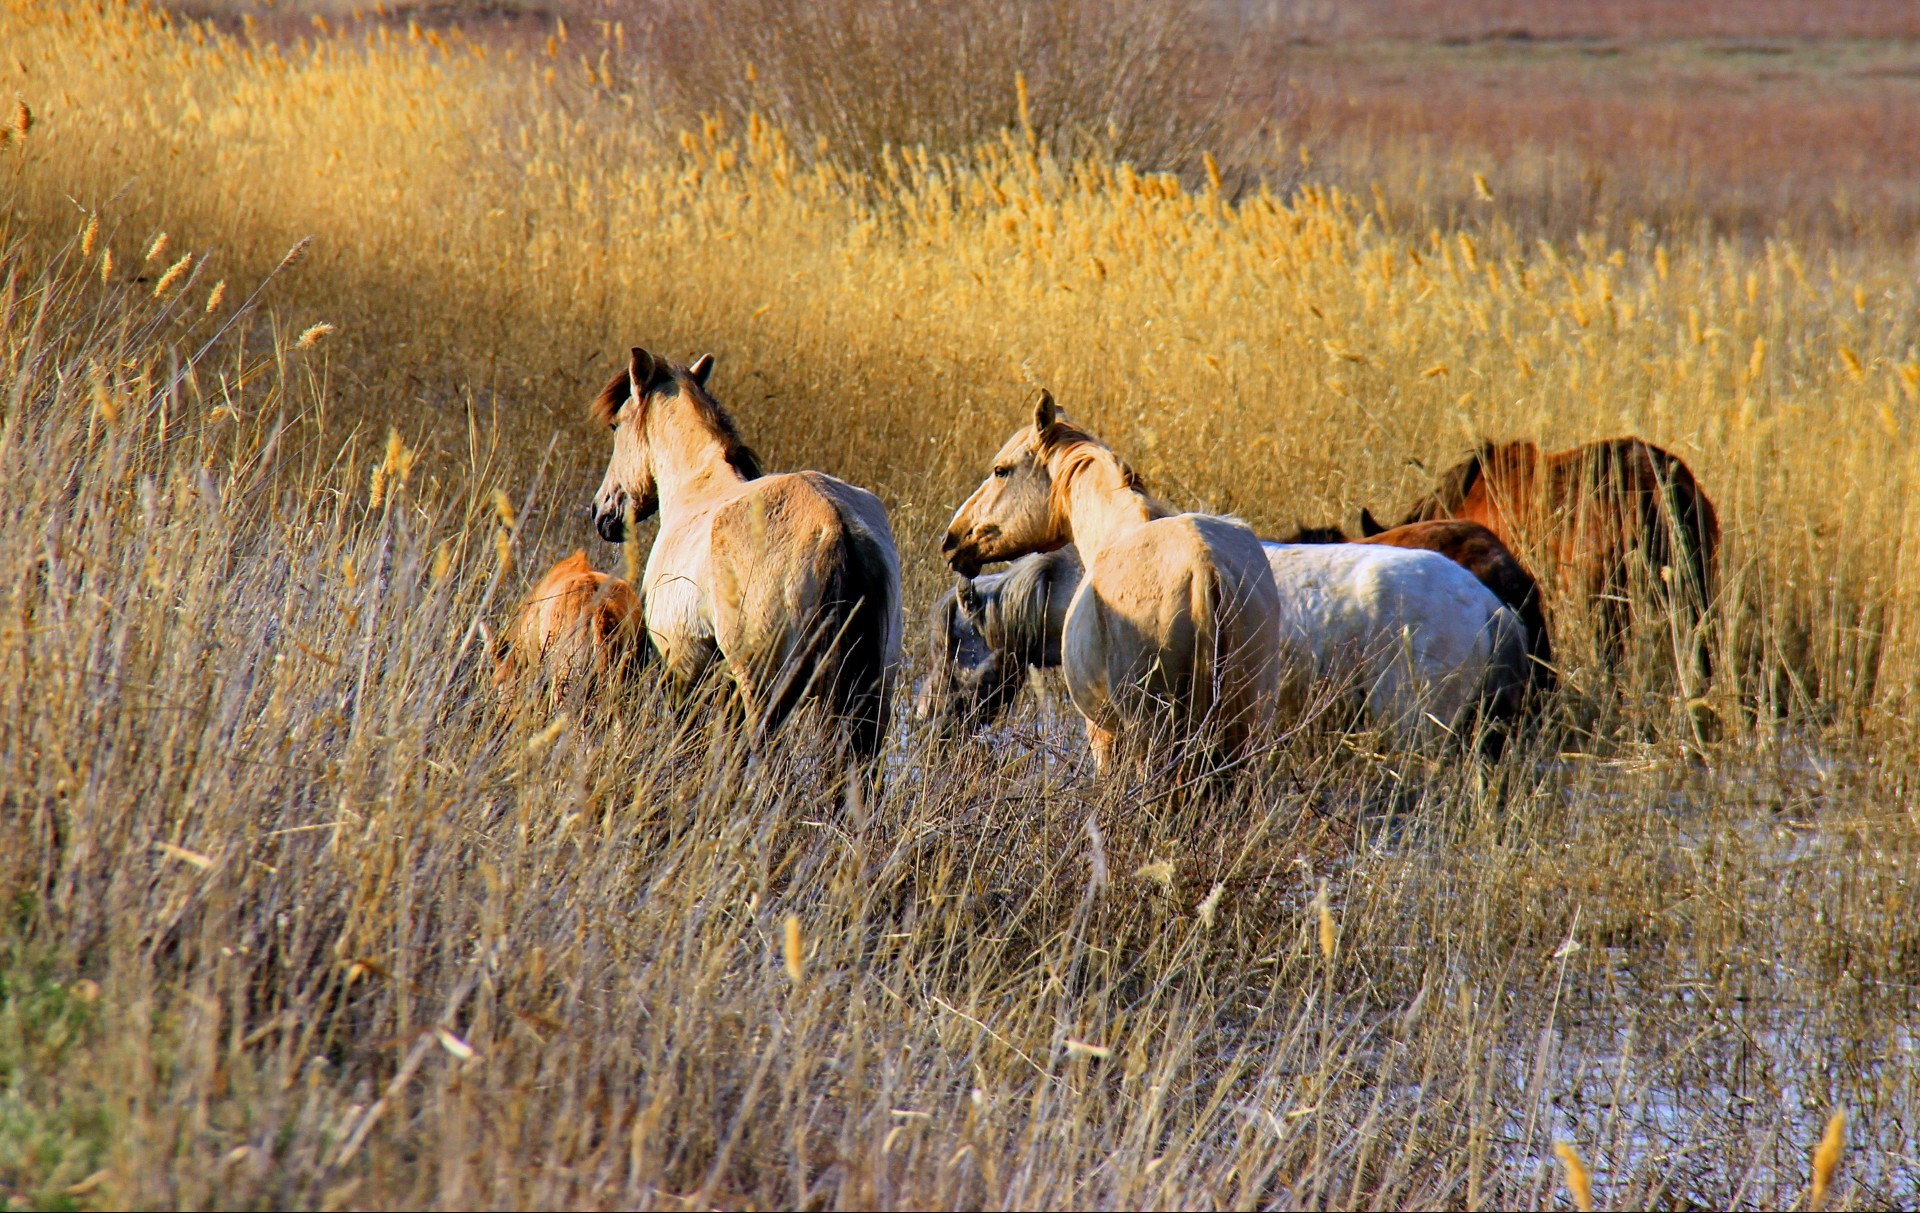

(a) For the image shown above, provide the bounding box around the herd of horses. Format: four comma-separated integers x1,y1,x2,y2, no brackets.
494,347,1722,786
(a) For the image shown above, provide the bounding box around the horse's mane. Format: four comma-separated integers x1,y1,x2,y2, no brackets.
988,550,1074,669
1430,441,1493,514
1285,524,1350,544
588,358,765,480
1039,420,1162,515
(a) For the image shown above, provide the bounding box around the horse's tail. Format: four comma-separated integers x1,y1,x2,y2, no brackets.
1642,444,1721,689
1516,583,1557,698
815,509,899,762
1187,556,1224,735
1474,605,1532,758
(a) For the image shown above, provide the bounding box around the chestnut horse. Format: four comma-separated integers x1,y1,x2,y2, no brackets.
590,349,902,761
494,551,647,705
943,392,1281,777
1379,437,1718,688
1284,518,1554,695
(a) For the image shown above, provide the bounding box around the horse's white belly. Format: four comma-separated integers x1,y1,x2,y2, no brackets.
643,535,718,682
1262,543,1504,740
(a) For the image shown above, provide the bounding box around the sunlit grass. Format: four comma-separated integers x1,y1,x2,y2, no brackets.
0,2,1915,1207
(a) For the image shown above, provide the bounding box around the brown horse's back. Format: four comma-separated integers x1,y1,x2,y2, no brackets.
1352,519,1554,692
1393,436,1718,686
496,551,647,702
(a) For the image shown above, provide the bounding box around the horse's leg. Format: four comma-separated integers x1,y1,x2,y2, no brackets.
1085,718,1119,776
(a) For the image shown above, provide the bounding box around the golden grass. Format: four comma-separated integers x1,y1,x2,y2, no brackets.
0,2,1915,1207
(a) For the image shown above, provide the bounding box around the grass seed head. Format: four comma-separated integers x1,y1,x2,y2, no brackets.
782,915,804,984
1554,1140,1594,1212
1811,1110,1845,1209
152,253,192,298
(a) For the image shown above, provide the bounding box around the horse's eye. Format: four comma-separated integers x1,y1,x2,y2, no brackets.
992,465,1012,479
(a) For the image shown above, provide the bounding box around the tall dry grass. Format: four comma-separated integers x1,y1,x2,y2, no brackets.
0,2,1917,1207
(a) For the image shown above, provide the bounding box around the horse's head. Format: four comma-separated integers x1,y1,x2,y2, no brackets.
1396,442,1495,526
942,390,1072,577
589,347,720,543
913,573,1028,735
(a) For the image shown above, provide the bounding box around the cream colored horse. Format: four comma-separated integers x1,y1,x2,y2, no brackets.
943,392,1281,775
590,348,902,759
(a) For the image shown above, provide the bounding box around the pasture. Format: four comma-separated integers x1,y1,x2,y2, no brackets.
0,1,1916,1207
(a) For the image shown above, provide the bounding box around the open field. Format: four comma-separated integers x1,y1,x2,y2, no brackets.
1,1,1917,1208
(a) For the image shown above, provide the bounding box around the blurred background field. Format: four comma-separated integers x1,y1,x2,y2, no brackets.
0,1,1916,1207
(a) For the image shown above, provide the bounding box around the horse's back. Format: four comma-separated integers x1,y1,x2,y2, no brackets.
1260,541,1510,737
497,551,646,699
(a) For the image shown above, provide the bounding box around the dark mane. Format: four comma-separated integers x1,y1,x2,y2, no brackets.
1400,439,1497,525
588,357,764,480
1432,441,1493,513
1285,524,1350,544
677,367,765,479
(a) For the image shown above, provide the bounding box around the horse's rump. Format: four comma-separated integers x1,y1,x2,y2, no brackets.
1350,518,1554,694
710,472,900,759
1065,516,1278,746
495,551,646,701
1261,542,1515,744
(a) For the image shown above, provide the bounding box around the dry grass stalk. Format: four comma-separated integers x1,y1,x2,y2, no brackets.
0,5,1912,1209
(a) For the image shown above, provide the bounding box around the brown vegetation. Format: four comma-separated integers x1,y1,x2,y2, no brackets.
0,1,1914,1207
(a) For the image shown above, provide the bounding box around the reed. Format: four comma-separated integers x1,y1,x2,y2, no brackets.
0,3,1913,1208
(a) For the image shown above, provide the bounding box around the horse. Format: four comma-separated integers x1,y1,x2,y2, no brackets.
589,348,902,762
493,551,648,706
1283,518,1554,696
914,546,1080,736
942,391,1281,778
1378,436,1718,690
923,540,1530,753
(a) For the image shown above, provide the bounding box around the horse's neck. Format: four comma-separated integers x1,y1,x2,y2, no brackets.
650,405,747,524
1054,449,1165,568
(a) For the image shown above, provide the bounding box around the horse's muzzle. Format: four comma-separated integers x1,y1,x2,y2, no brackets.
595,510,626,544
942,529,983,578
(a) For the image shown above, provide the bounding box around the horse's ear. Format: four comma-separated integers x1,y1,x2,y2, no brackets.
1359,508,1386,536
1032,388,1057,433
629,347,657,392
688,353,715,386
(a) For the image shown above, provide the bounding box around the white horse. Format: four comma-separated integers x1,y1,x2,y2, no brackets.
1261,542,1528,748
925,541,1529,751
590,348,902,760
943,392,1282,776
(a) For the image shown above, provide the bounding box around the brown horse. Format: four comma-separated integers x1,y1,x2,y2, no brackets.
1285,518,1554,695
1376,437,1718,687
494,551,647,705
